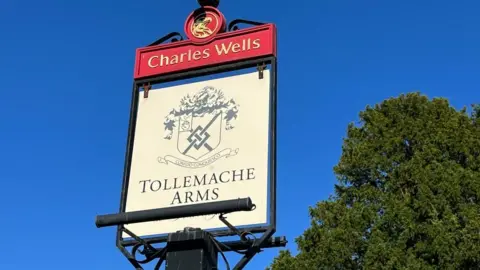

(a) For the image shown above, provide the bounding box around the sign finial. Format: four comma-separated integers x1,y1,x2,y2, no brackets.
197,0,219,8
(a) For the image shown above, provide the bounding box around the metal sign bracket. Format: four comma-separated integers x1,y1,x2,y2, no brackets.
116,215,286,270
142,83,151,98
257,63,267,79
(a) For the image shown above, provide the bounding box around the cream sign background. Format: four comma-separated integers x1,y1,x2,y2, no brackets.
124,71,271,238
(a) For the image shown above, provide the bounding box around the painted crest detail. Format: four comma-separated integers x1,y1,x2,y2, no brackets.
158,86,239,168
184,7,226,44
191,13,218,39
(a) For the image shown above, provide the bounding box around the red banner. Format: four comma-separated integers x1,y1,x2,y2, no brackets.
134,24,276,79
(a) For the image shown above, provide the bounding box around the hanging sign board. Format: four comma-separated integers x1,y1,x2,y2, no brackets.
118,5,277,242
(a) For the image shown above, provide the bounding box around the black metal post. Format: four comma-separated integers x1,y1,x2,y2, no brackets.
166,228,219,270
198,0,220,8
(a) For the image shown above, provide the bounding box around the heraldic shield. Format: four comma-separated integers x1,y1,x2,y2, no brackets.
177,111,223,160
160,86,239,167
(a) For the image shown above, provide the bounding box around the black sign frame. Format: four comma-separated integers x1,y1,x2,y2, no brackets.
116,55,278,249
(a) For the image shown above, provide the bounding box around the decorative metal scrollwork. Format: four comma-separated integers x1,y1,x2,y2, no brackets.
118,227,167,269
145,19,266,48
148,32,184,47
131,242,167,270
228,19,266,32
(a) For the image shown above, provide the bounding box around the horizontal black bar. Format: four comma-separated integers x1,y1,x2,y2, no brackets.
220,236,287,251
96,197,254,228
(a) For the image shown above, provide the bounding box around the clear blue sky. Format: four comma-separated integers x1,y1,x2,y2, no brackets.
0,0,479,269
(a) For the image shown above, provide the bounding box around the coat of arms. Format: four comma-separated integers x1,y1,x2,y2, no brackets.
158,86,239,168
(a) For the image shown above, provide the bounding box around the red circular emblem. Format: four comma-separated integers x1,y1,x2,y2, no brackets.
184,6,226,44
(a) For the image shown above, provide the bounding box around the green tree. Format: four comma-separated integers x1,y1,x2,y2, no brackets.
268,93,480,270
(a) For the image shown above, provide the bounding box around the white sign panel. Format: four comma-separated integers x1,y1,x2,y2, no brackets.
124,70,271,237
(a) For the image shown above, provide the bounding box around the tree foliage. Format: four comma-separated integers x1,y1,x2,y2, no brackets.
268,93,480,269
